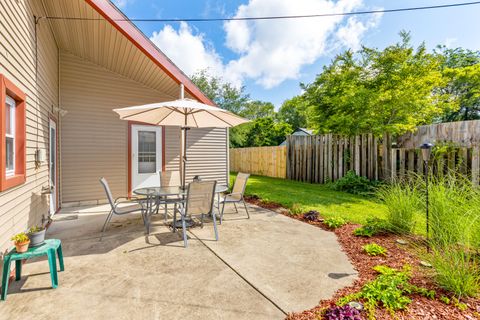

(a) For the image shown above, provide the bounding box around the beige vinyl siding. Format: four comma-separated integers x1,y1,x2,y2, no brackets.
0,1,58,253
185,128,228,185
165,126,181,172
60,52,173,203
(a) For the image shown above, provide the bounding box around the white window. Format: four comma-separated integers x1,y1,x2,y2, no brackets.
5,95,15,176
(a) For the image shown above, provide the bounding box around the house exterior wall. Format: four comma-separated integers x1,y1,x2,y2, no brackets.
186,128,228,185
0,1,58,253
60,52,228,204
59,52,172,204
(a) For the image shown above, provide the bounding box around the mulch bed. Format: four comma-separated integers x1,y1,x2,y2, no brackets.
244,196,480,320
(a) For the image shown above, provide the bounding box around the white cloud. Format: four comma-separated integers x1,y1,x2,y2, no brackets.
223,0,381,88
149,0,382,89
150,22,228,82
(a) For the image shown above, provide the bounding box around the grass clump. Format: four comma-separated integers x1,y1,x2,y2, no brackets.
329,170,380,196
363,243,387,256
420,174,480,299
427,247,480,298
338,265,434,320
377,180,421,234
324,217,347,229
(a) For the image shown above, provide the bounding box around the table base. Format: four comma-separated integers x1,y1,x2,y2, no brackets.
171,217,195,229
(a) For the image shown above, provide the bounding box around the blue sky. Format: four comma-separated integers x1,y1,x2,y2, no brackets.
113,0,480,108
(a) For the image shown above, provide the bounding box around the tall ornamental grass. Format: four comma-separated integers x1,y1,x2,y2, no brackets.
424,173,480,298
377,180,422,234
378,172,480,298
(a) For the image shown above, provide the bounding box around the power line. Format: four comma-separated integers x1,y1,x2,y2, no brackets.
42,1,480,23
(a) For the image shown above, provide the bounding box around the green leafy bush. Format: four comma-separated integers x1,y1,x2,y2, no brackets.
363,243,387,256
353,218,389,237
324,217,346,229
330,171,380,196
377,181,421,234
338,265,434,319
11,232,29,243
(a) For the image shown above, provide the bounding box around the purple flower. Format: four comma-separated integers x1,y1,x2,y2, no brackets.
324,305,362,320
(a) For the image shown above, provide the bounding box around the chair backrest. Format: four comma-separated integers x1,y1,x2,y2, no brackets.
186,180,216,215
160,171,181,188
100,177,115,209
231,173,250,200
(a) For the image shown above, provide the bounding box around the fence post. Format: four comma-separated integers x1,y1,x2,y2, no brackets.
355,135,361,175
473,146,479,186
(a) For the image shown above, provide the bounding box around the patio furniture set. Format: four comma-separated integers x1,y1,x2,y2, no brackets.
99,172,251,247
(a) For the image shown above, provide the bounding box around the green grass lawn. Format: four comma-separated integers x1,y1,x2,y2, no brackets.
230,173,387,225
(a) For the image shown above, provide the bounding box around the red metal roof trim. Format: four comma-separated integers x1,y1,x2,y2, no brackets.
85,0,216,106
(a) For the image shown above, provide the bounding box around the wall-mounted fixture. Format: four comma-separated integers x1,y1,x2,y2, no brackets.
52,106,68,117
35,148,46,164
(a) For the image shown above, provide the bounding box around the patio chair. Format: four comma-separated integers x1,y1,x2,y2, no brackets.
156,171,182,221
220,173,250,224
99,177,146,240
173,180,217,248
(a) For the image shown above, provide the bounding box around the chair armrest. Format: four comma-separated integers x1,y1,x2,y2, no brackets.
114,196,144,204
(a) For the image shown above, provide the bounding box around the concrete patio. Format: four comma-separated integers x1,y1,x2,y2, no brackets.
0,203,357,319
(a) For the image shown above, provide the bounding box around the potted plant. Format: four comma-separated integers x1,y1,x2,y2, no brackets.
27,225,46,247
11,232,30,253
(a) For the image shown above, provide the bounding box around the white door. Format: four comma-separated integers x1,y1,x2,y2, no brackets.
49,119,57,215
131,125,162,190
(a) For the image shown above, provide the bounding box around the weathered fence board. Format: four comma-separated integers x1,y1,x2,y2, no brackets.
231,120,480,185
230,146,287,178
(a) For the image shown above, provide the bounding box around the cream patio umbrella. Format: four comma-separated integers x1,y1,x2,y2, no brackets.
113,90,248,189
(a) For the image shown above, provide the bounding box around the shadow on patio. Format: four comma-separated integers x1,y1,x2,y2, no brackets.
1,203,357,319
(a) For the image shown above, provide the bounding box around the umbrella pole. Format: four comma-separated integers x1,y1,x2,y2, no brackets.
181,126,190,190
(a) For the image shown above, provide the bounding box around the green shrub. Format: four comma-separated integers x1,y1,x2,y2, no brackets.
324,217,346,229
329,170,380,196
353,218,389,237
338,265,434,319
363,243,387,256
377,181,421,234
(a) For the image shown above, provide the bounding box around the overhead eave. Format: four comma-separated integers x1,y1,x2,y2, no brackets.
85,0,216,107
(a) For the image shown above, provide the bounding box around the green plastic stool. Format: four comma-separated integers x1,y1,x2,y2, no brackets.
1,239,64,301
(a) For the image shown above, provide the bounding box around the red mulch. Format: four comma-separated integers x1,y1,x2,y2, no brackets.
244,196,480,320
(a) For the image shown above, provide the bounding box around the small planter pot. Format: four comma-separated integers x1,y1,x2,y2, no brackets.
15,240,30,253
28,229,46,247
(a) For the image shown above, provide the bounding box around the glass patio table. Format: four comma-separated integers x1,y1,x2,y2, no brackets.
133,184,228,228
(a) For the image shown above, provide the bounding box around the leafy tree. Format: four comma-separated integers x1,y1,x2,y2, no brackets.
436,46,480,121
240,100,275,120
244,117,293,147
277,96,309,129
191,69,249,114
302,32,453,136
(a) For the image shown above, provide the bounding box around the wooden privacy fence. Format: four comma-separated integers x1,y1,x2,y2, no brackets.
230,121,480,185
286,134,383,183
287,120,480,185
230,146,287,178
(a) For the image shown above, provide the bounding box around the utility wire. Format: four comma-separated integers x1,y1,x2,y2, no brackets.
42,1,480,22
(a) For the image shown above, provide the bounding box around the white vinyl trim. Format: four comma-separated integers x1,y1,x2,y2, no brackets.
5,95,16,177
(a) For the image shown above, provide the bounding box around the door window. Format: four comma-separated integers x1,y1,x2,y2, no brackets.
138,131,156,173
